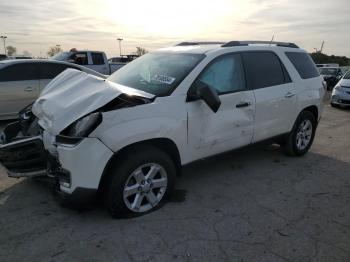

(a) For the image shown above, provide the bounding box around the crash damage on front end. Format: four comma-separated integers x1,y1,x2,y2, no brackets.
0,69,154,204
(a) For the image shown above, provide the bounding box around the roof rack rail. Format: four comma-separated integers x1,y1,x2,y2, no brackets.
176,41,225,46
222,41,299,48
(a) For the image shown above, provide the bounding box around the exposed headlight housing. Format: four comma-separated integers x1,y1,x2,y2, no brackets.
64,112,102,138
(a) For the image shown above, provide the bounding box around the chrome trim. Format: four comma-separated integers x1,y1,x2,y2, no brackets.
0,135,42,149
8,169,47,178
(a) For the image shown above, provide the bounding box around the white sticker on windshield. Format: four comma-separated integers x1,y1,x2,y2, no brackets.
152,74,176,85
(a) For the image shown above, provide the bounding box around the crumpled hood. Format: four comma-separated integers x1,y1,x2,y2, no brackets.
32,69,154,135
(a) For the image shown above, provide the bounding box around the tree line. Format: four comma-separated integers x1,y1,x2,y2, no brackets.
310,52,349,66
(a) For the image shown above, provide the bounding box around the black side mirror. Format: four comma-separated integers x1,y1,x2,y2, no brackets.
190,81,221,113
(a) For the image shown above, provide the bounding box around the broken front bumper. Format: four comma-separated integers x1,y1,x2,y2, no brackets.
0,121,48,177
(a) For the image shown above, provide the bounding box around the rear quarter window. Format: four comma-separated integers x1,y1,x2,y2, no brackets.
285,52,319,79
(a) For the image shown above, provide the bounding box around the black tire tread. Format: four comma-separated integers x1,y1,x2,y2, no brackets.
284,110,317,156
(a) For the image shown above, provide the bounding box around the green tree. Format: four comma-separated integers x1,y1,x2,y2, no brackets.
47,46,63,57
22,50,32,57
135,47,148,56
6,46,17,56
310,52,350,66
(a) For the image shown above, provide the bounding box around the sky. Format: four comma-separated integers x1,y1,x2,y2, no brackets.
0,0,349,58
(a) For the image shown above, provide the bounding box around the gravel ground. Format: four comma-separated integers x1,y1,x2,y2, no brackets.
0,99,350,262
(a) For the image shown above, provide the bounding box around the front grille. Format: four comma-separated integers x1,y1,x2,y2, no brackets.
0,137,48,173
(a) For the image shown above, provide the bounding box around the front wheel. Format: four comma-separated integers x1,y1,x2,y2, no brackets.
105,145,176,218
283,111,317,156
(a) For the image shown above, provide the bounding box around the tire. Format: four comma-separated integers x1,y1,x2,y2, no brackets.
105,145,176,218
283,111,317,156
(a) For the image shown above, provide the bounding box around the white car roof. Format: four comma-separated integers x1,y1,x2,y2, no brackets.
156,41,304,55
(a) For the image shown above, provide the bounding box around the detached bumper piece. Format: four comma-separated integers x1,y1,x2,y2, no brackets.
0,121,48,177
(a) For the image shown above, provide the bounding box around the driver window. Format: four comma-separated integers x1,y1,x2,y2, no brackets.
196,54,246,95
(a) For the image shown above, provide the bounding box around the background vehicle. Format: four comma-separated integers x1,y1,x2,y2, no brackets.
8,56,32,60
316,63,339,68
52,50,128,75
319,67,343,89
0,59,105,120
331,70,350,107
108,55,138,71
108,55,138,63
0,41,325,217
0,54,7,61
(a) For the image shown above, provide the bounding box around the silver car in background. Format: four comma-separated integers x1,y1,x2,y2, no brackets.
331,70,350,107
0,59,105,120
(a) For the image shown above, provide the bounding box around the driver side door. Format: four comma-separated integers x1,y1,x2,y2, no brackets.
186,53,256,160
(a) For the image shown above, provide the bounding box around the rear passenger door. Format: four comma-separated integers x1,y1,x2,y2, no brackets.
242,52,296,142
0,63,40,118
38,63,80,91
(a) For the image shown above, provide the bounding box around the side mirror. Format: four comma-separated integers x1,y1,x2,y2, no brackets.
191,81,221,113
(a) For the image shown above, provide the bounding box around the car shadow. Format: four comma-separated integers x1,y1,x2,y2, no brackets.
1,144,349,219
1,144,350,261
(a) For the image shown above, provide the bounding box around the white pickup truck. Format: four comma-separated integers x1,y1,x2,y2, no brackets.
51,50,126,75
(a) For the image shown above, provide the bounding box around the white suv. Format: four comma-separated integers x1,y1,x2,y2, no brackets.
0,41,325,217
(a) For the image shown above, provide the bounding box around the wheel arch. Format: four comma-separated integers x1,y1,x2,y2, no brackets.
98,138,182,193
302,105,318,121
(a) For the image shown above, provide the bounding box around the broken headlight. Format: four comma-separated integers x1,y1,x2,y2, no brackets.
66,112,102,137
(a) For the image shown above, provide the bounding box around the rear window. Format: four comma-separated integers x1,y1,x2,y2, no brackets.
285,52,319,79
242,52,290,89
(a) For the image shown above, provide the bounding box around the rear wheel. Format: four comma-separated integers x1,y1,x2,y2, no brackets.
284,111,317,156
105,145,176,218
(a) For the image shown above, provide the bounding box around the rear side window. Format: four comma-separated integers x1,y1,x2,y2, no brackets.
91,53,105,65
285,52,319,79
0,63,39,82
242,52,290,89
38,63,80,79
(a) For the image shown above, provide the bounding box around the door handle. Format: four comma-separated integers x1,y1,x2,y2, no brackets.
24,87,33,92
285,92,296,98
236,102,251,108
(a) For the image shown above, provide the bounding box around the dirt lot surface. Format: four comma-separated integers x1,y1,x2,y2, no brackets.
1,102,350,261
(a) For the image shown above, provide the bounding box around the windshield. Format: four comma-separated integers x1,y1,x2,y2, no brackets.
51,52,72,61
343,71,350,79
107,52,205,96
319,68,338,76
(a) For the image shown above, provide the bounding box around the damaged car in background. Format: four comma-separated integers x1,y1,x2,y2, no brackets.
0,41,325,217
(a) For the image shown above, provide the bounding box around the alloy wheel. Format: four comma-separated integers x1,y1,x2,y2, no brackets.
296,119,313,150
123,163,168,213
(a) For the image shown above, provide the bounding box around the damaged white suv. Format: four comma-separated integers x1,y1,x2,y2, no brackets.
0,41,325,217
